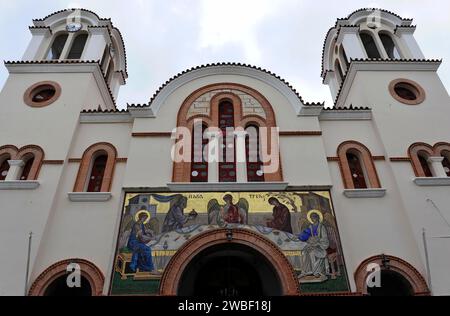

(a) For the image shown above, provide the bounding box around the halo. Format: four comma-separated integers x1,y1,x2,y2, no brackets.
134,210,151,224
307,210,323,224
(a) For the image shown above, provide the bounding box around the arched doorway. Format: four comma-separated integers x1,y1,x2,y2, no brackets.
366,270,414,296
28,259,104,296
159,228,300,296
43,274,92,296
354,254,430,296
178,243,281,296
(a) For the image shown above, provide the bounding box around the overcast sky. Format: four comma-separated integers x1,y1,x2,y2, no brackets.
0,0,449,109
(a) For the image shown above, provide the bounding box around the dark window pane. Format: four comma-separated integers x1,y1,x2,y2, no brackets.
0,158,10,180
380,33,400,59
48,34,68,60
19,157,35,180
67,34,88,59
346,152,368,189
87,155,107,192
360,33,381,59
418,154,433,177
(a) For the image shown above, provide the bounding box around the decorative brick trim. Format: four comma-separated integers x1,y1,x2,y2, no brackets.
115,158,128,163
327,157,340,162
279,131,322,136
434,142,450,157
354,254,430,296
159,228,300,296
28,258,104,296
337,141,381,189
23,81,62,108
408,143,434,177
390,157,412,162
73,142,117,192
42,160,64,165
68,158,82,163
0,144,45,180
372,156,386,161
172,83,282,183
131,132,172,137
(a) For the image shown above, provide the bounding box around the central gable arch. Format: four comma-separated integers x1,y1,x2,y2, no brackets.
147,63,320,117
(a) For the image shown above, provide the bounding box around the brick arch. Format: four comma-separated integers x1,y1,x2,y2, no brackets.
0,145,45,180
337,141,381,189
173,83,281,182
73,142,117,192
17,145,45,180
28,258,105,296
176,83,277,129
408,142,435,177
434,142,450,157
354,254,430,296
159,228,300,296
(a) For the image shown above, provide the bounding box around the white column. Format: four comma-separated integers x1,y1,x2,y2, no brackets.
6,160,24,181
428,157,447,178
339,30,367,60
323,71,339,101
82,27,109,61
22,28,52,60
396,29,425,59
234,130,248,183
206,131,221,183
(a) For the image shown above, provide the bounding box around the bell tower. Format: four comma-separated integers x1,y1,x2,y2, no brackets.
321,8,426,101
0,9,127,295
321,9,450,295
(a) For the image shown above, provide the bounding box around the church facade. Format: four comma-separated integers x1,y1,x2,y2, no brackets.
0,8,449,296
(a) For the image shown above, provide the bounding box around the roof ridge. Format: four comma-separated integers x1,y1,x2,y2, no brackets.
135,62,324,109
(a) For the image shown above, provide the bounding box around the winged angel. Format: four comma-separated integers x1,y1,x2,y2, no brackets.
207,194,249,227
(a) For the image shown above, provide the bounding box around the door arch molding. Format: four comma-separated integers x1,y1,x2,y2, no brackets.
159,228,300,295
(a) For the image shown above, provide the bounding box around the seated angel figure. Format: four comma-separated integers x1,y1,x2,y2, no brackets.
208,194,248,227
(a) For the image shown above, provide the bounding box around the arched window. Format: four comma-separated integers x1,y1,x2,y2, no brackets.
173,83,283,183
335,59,344,85
346,151,368,189
418,152,433,177
0,156,10,181
67,33,88,59
337,141,381,189
360,32,381,59
245,125,264,182
218,100,236,182
379,33,400,59
74,143,117,192
408,143,435,178
191,123,208,182
19,154,35,180
47,33,68,60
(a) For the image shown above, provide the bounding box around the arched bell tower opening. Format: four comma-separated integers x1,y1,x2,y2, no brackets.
159,228,300,296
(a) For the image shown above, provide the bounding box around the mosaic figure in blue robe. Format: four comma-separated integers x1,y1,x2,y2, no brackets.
127,212,155,272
